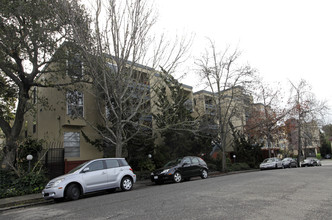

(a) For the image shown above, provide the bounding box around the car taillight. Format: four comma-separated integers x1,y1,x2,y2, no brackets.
130,168,133,172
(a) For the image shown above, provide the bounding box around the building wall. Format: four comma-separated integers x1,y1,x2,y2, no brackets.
25,75,103,162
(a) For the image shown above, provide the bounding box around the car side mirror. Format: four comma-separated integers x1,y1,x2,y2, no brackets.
182,162,189,167
82,167,90,173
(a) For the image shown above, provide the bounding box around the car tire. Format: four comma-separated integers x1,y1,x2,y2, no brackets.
173,172,182,183
121,177,133,191
201,169,208,179
66,184,80,201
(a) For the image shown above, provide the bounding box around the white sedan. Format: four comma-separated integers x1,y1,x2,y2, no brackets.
260,157,284,170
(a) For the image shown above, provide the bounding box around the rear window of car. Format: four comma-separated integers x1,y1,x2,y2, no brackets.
118,159,129,167
106,159,120,168
191,157,200,165
198,158,207,166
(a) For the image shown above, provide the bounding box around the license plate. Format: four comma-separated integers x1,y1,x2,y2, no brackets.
154,176,158,180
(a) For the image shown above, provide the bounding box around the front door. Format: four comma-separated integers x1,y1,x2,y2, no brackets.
180,157,193,177
82,160,108,193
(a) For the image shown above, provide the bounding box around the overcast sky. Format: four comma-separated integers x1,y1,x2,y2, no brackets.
154,0,332,119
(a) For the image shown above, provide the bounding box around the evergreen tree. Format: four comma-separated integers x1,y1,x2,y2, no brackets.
153,70,198,167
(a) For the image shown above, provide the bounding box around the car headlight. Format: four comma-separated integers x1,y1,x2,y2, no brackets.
160,169,169,174
53,178,65,187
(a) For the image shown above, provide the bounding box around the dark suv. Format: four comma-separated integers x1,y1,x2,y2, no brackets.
150,156,208,184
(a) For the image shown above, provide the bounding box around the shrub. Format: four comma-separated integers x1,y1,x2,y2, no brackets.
227,163,250,172
316,153,322,160
0,169,47,198
206,163,217,171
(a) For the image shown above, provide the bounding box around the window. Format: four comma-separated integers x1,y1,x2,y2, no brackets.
87,161,104,172
118,159,129,167
64,132,80,157
33,87,37,104
182,157,191,164
191,157,199,165
106,159,120,168
67,90,84,117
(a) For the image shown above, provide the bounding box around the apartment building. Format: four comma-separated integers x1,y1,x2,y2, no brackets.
24,46,198,172
193,86,253,157
285,118,320,157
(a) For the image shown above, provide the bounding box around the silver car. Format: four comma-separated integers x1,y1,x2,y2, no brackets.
260,157,284,170
42,158,136,201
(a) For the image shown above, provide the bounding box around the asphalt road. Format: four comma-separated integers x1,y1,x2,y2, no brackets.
2,161,332,220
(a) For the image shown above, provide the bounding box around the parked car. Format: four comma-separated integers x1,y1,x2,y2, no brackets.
325,154,331,159
313,158,322,166
150,156,208,184
42,158,136,201
259,157,283,170
282,158,297,168
300,158,318,167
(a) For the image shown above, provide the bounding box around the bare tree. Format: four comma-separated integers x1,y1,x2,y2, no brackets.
288,79,329,165
196,40,255,172
70,0,191,157
246,80,289,157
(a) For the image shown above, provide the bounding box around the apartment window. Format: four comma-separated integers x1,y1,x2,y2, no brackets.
33,87,37,104
64,132,80,157
67,90,84,117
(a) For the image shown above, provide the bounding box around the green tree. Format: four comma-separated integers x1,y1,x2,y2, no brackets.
153,70,198,167
0,73,17,122
320,130,331,156
231,124,263,168
0,0,91,169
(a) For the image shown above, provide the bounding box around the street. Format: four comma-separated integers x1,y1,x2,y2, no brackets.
2,161,332,220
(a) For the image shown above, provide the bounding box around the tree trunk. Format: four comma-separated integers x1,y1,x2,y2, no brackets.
2,137,18,174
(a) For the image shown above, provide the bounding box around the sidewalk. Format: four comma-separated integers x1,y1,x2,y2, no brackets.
0,179,152,212
0,170,256,212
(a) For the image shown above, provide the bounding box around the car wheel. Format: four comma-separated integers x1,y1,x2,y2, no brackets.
201,169,208,179
66,184,80,201
173,172,182,183
121,177,133,191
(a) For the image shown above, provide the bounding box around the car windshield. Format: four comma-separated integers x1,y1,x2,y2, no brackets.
263,158,274,163
68,161,89,174
163,158,182,167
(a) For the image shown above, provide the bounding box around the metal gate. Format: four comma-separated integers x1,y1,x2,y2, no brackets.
44,142,65,179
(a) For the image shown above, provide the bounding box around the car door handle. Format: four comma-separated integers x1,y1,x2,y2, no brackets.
102,171,107,175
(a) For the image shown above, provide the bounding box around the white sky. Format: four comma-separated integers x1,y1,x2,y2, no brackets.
154,0,332,119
